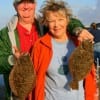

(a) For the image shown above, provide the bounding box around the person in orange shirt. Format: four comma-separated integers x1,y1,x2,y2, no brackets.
0,0,95,100
31,0,97,100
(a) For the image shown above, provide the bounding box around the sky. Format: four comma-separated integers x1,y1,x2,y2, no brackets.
0,0,100,29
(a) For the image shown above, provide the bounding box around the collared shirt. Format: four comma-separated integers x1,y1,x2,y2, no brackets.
17,23,38,53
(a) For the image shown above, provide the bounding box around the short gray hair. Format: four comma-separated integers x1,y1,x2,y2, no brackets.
13,0,35,5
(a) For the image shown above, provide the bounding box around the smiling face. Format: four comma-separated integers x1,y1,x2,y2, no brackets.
15,2,36,24
46,10,69,41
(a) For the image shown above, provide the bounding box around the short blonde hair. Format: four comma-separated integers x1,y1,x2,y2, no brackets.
38,0,72,26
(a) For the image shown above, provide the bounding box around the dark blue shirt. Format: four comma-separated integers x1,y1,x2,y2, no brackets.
89,28,100,43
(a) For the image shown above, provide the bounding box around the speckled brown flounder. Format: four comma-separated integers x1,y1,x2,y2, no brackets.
9,53,36,100
68,40,94,90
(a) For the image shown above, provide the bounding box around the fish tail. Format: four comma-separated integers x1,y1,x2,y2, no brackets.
69,81,78,90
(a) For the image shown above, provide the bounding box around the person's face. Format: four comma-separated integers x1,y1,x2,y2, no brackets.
46,11,69,40
15,2,36,24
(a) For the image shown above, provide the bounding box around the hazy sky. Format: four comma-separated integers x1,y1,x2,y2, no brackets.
0,0,99,29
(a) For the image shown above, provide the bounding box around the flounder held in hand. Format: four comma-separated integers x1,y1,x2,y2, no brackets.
9,53,36,100
68,40,94,89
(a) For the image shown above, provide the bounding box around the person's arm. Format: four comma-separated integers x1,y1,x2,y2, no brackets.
0,27,13,74
68,18,94,42
68,18,84,36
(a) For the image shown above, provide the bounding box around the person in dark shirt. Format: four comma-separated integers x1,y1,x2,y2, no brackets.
89,22,100,43
89,22,100,64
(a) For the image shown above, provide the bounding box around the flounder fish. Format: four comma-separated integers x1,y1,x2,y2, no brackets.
68,40,94,89
9,53,36,100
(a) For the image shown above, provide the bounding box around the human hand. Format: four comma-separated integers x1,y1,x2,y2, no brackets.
78,29,94,43
13,46,20,58
13,46,29,58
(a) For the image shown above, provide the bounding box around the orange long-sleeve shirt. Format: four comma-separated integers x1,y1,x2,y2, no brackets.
28,33,97,100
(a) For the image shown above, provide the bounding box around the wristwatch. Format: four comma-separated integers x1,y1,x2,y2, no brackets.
73,27,83,37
